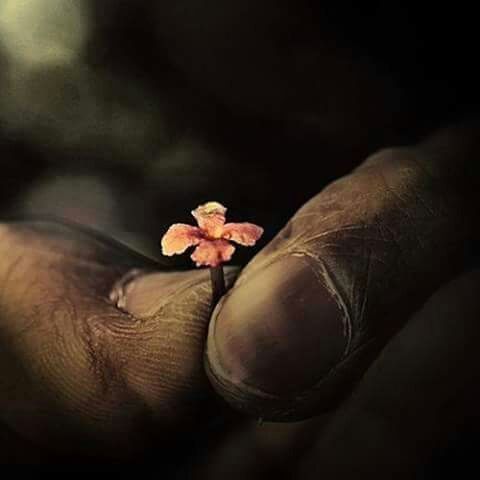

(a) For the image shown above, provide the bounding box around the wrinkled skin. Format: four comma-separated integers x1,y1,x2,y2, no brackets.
2,2,480,477
2,126,480,478
0,220,244,464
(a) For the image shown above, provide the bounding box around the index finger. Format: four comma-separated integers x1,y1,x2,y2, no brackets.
0,219,237,461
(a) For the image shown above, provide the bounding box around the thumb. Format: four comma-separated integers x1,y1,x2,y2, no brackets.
205,123,480,420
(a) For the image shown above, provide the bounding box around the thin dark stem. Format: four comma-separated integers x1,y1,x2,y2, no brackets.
210,265,226,304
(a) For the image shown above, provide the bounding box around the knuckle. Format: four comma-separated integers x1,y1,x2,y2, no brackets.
356,146,412,171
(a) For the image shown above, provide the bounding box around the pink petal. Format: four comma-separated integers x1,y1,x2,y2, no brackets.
191,201,227,238
222,223,264,246
191,239,235,267
161,224,203,256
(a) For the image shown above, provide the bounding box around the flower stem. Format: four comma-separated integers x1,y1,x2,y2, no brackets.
210,265,226,304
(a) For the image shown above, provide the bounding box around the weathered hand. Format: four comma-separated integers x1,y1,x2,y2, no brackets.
0,220,236,464
2,123,480,476
205,123,480,478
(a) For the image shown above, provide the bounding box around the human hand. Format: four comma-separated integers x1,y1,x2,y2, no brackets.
205,123,480,477
0,219,238,465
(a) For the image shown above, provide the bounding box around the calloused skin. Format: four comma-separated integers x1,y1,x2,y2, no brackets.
1,125,480,478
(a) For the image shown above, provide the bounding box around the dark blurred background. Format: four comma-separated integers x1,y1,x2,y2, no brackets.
1,1,478,263
1,1,479,473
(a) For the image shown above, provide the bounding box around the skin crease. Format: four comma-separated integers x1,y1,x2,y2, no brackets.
0,220,239,461
1,1,480,476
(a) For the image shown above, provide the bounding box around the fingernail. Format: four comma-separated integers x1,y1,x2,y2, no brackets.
207,255,348,397
110,267,240,318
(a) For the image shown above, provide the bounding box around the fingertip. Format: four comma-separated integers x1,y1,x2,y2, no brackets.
205,255,348,420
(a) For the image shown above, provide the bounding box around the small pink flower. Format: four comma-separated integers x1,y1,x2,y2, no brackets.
161,202,263,267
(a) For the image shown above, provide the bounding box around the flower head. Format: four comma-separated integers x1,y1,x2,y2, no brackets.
161,201,263,267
